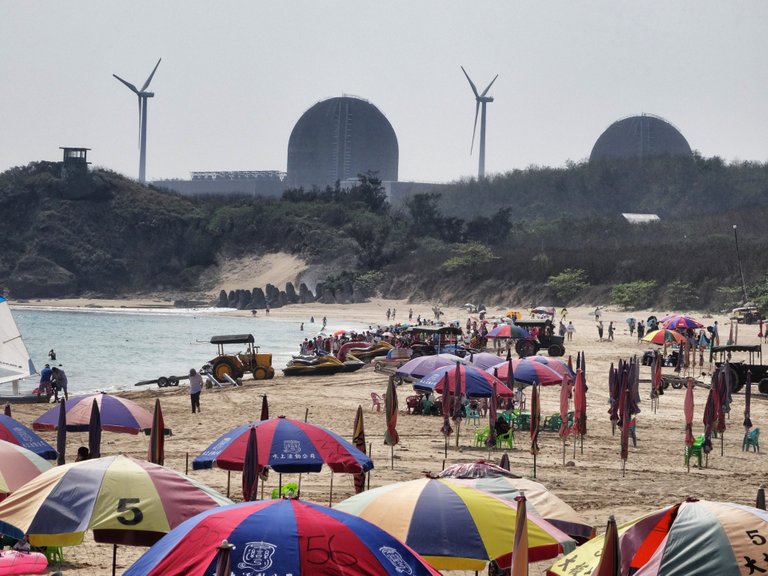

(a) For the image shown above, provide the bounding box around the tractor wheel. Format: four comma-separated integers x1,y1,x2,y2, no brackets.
213,359,237,381
759,379,768,395
374,361,383,372
548,345,564,357
267,367,275,379
516,340,537,358
168,376,179,387
252,366,268,380
157,377,168,388
671,378,685,390
729,366,744,394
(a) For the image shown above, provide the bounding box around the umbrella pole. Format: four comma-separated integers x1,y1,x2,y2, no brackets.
563,439,566,466
329,473,333,506
390,445,394,470
112,544,117,576
261,478,265,500
580,434,584,455
444,436,448,458
226,471,231,498
455,421,461,448
622,460,626,478
533,452,537,479
279,473,282,496
721,433,724,457
304,408,309,422
297,474,302,498
573,436,577,459
185,452,189,475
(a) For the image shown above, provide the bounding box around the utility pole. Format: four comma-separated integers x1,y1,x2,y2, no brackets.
733,224,748,304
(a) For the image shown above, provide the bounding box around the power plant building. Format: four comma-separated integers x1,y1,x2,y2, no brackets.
287,96,399,189
590,114,693,162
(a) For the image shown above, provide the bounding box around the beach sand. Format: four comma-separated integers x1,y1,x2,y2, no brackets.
6,301,766,575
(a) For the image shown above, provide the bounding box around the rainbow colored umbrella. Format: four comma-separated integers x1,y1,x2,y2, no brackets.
335,477,575,571
660,314,704,330
547,498,768,576
642,329,685,346
0,414,56,460
32,393,156,434
125,499,440,576
490,358,563,385
487,324,530,339
192,416,372,474
0,454,231,547
413,364,514,397
440,476,595,543
0,439,53,496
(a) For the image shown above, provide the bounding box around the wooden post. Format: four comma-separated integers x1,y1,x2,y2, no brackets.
226,471,231,498
185,452,189,475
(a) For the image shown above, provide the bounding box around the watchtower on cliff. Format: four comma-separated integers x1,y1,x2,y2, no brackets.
60,147,91,179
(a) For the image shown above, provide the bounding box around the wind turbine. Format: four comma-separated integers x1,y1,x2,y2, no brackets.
113,58,161,183
461,66,498,179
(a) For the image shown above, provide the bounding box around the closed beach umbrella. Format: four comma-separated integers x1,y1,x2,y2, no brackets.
56,398,66,465
440,476,595,543
385,377,399,448
512,494,529,576
0,439,53,497
352,404,367,494
88,398,101,459
0,414,57,460
335,477,575,571
241,426,259,502
192,416,372,474
440,372,453,439
594,516,620,576
573,368,587,437
260,394,269,421
684,377,695,448
558,376,571,441
530,381,541,458
147,398,165,466
548,498,768,576
0,454,231,547
3,403,9,417
33,393,156,434
125,499,441,576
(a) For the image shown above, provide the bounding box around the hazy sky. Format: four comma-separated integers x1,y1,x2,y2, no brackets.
2,2,767,183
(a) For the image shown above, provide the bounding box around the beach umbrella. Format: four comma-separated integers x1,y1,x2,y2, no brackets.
642,329,685,345
594,516,620,576
260,394,268,421
414,364,513,397
547,498,768,576
3,403,9,417
192,416,373,474
439,476,595,544
469,351,510,371
490,359,563,386
684,377,695,450
499,452,511,470
0,439,53,497
352,405,367,494
125,499,441,576
530,355,576,383
147,398,165,466
33,393,156,434
0,414,57,460
439,373,453,454
437,460,522,479
619,368,631,475
530,381,541,477
335,477,575,571
703,373,718,456
241,426,259,502
758,485,766,511
0,455,231,547
512,494,529,576
572,368,587,455
487,324,530,339
558,372,571,443
661,314,703,330
395,354,467,379
89,397,102,459
486,381,498,448
56,398,66,465
608,362,619,428
384,377,399,449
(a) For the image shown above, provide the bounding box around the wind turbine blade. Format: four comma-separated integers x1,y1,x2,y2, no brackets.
141,58,162,92
113,74,139,94
470,101,480,154
480,74,499,97
461,66,480,98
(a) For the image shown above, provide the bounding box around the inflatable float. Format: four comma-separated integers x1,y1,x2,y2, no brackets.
283,355,364,377
0,550,48,575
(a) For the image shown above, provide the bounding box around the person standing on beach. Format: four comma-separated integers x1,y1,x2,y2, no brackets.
637,321,645,342
408,308,413,321
50,366,68,401
597,321,604,341
189,368,203,413
608,321,615,341
39,363,53,398
566,321,575,341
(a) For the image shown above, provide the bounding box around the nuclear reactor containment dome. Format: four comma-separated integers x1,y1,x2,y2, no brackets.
287,96,399,188
590,114,692,162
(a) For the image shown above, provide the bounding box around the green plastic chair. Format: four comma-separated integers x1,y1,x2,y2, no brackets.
496,429,514,449
543,414,562,432
684,435,705,468
743,428,760,452
43,546,64,565
474,426,490,447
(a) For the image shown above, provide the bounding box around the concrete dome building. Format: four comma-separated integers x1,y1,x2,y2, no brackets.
287,96,398,188
590,114,692,162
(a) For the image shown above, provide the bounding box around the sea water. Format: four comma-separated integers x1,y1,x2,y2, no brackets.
10,306,368,395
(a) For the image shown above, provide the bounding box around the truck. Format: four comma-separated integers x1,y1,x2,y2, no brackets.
208,334,275,381
711,344,768,394
510,318,566,357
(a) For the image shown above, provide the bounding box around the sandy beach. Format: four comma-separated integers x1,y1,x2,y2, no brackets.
5,300,766,575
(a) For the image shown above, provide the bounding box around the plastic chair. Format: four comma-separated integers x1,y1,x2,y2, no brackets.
474,426,490,447
543,414,562,432
405,395,421,415
684,435,705,467
743,428,760,452
370,392,383,412
43,546,64,564
466,405,480,425
496,429,514,449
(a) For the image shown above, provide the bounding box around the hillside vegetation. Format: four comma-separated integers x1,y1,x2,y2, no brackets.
1,155,767,311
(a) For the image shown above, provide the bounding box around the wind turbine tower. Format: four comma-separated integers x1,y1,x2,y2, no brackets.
113,59,162,183
461,66,498,179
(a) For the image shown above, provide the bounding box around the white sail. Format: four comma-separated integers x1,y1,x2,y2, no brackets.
0,296,35,385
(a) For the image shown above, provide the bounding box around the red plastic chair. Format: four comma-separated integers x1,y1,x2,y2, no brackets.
371,392,383,412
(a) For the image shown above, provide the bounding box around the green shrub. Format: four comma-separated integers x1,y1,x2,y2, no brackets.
441,242,496,274
665,280,699,310
545,268,589,303
611,280,657,309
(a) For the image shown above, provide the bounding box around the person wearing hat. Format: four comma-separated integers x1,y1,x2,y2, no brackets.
39,363,53,398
